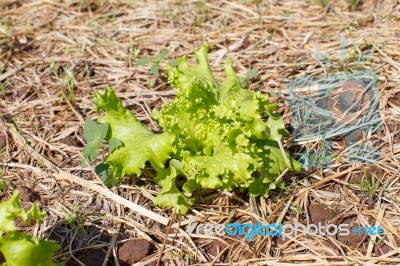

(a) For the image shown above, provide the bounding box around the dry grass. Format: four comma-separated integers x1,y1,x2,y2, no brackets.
1,0,400,265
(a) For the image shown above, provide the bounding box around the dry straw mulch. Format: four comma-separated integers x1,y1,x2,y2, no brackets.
1,0,400,265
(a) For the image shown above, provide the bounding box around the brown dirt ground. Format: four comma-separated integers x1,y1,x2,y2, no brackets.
1,0,400,265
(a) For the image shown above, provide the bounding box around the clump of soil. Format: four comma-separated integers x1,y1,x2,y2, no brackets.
79,249,108,266
48,226,112,265
60,135,83,147
308,204,336,225
389,92,400,106
118,238,153,265
336,218,365,249
17,186,40,202
13,187,40,227
374,241,391,256
204,240,228,262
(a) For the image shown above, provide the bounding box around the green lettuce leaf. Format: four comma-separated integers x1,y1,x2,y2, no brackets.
94,87,175,184
153,162,194,214
249,140,301,197
0,232,60,266
81,119,109,167
0,191,60,266
0,191,44,234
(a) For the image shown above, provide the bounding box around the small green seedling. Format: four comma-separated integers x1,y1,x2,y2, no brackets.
81,118,109,167
239,69,257,88
63,204,87,236
137,49,170,86
358,171,382,197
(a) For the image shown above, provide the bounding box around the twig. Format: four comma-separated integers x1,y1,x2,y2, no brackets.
297,165,360,195
102,230,119,266
156,209,176,266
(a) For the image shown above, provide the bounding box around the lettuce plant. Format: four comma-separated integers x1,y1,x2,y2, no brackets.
83,44,300,214
0,191,60,266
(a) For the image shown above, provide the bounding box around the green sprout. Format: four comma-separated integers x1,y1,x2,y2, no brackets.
239,69,257,88
137,49,170,86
